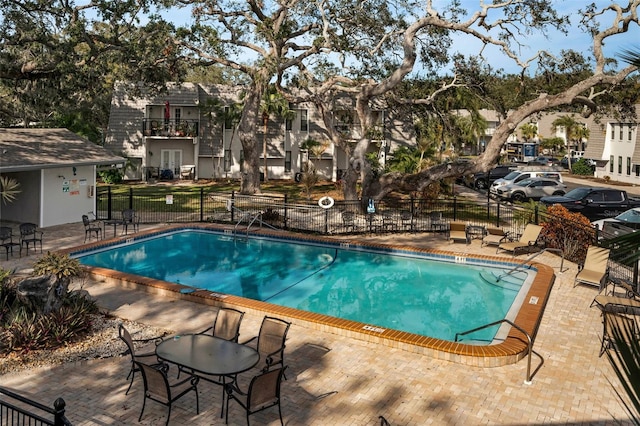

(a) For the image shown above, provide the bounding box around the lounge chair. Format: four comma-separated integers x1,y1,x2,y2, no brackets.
448,221,468,244
599,311,640,357
590,294,640,314
497,224,543,256
482,227,508,248
574,246,610,289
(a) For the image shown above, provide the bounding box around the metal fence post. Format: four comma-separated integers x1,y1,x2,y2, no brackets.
128,187,133,209
284,194,288,228
200,188,204,222
107,186,112,220
231,191,235,222
453,196,458,221
53,397,67,426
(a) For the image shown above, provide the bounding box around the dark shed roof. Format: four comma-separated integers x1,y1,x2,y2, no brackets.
0,128,124,173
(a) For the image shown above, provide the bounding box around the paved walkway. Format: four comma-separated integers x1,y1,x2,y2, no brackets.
0,221,634,425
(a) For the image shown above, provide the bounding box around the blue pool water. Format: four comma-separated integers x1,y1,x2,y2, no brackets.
75,230,532,342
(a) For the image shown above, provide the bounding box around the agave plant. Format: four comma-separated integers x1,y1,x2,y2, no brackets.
604,313,640,424
0,175,21,204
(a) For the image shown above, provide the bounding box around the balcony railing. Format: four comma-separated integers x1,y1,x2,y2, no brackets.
142,119,199,137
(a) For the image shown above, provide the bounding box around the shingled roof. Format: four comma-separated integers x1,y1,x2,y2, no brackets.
0,128,124,173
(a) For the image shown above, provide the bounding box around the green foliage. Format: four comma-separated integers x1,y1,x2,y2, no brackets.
387,146,420,173
571,158,594,175
33,252,83,280
513,200,545,227
365,152,383,178
0,175,21,205
0,264,98,354
300,163,320,201
98,168,124,184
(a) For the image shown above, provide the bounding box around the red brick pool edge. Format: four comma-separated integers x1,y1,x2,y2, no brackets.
65,223,555,367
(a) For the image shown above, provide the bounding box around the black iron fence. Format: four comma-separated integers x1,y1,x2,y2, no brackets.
0,387,71,425
96,186,637,286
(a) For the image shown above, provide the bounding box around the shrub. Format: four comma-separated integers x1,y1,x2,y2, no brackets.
33,252,83,280
571,158,595,176
541,204,596,263
98,168,123,184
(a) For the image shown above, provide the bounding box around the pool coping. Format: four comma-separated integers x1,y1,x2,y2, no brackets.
64,223,556,367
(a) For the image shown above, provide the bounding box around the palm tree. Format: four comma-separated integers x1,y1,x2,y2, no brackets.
520,123,539,142
260,87,295,182
619,48,640,67
0,176,20,204
551,115,585,153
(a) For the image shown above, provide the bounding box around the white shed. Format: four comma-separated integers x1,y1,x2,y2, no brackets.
0,128,124,227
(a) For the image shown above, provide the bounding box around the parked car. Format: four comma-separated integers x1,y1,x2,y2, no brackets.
490,170,563,195
592,207,640,239
495,177,567,202
527,156,561,167
464,164,516,190
540,187,640,221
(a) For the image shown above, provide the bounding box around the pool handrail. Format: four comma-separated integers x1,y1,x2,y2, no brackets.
454,318,543,384
495,247,566,282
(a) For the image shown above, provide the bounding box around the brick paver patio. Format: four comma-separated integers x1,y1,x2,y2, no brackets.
0,221,633,425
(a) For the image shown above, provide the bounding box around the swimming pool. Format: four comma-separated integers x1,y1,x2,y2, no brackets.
75,228,533,343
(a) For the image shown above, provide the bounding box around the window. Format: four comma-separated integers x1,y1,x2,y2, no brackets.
619,125,623,140
629,126,633,141
603,191,623,202
628,157,632,175
300,109,308,132
285,151,292,172
224,150,232,172
610,155,614,173
618,156,623,174
636,165,640,177
175,108,181,122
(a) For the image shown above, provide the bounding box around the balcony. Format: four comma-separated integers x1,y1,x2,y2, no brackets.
143,119,199,138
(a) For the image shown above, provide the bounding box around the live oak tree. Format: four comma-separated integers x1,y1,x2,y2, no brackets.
287,0,640,202
0,1,185,134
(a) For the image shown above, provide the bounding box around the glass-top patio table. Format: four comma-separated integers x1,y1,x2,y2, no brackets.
155,334,259,416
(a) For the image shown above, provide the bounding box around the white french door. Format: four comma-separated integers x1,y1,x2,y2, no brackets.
161,149,182,175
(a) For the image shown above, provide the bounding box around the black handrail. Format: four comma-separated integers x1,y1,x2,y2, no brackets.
0,386,72,425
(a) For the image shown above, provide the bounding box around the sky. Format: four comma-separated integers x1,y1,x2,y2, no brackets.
151,0,640,77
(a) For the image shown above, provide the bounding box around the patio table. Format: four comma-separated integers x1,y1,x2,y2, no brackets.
156,334,259,416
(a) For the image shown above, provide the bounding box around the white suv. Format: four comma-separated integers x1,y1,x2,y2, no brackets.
490,170,563,195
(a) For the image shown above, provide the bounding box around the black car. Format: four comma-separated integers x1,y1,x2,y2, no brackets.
467,165,516,190
540,187,640,221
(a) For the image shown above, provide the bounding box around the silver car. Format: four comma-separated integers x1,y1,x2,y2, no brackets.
495,177,567,202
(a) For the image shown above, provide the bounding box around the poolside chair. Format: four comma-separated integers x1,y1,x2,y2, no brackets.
341,211,361,233
199,307,245,342
590,294,640,315
82,214,102,242
380,211,397,232
607,276,640,299
122,209,140,234
481,227,508,248
400,211,413,232
0,226,21,260
574,246,610,290
224,366,286,425
135,360,200,426
429,211,448,233
448,221,468,244
599,311,640,357
497,224,543,256
19,222,43,255
118,323,164,395
242,316,291,374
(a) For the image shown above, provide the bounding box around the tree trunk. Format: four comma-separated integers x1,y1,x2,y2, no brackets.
237,81,265,194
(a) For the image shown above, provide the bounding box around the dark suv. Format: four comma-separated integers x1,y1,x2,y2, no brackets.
469,165,515,190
